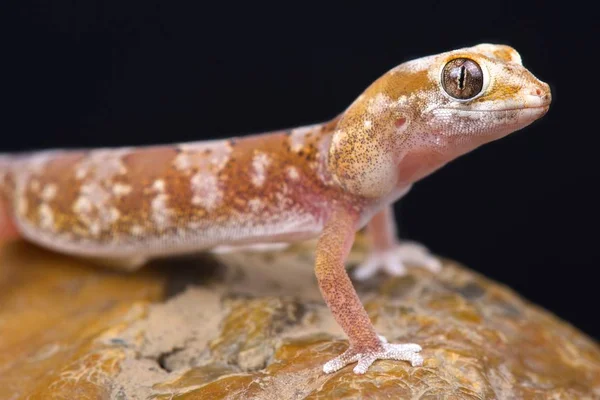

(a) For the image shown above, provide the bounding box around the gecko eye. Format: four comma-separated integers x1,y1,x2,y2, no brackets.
441,58,484,100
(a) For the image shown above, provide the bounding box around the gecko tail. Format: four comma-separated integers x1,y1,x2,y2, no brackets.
0,154,21,240
0,154,15,200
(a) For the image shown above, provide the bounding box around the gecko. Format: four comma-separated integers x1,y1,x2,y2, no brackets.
0,44,551,374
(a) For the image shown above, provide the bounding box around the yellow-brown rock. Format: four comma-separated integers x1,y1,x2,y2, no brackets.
1,236,599,399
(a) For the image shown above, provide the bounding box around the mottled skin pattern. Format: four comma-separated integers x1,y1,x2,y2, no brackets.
0,44,551,374
0,119,348,261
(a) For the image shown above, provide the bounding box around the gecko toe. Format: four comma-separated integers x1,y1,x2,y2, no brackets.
322,349,360,374
322,337,424,374
353,242,442,279
353,355,377,374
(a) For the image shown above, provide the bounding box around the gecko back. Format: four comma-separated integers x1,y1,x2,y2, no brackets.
0,120,359,263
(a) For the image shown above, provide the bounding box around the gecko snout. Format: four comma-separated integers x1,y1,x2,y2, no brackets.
530,80,552,106
525,79,552,119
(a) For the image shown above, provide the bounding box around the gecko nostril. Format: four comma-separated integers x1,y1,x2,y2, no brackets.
529,87,547,98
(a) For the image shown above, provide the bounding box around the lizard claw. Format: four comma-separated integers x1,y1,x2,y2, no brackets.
353,241,442,280
323,335,423,374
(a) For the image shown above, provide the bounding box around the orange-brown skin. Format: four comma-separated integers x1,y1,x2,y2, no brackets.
0,44,551,374
0,118,363,260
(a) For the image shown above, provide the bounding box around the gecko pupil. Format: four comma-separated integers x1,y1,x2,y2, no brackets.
458,66,466,89
442,58,483,100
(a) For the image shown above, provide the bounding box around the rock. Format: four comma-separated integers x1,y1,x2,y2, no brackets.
1,236,599,399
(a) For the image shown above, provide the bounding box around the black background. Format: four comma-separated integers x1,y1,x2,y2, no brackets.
3,2,598,339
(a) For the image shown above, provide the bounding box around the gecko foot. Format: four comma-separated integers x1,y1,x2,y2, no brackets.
353,241,442,281
323,335,423,374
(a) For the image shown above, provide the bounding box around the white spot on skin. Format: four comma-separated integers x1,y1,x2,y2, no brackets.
152,179,166,192
67,149,130,236
315,135,335,185
367,93,393,115
251,152,271,187
149,178,173,230
109,207,120,222
80,183,109,204
79,184,109,209
363,120,372,129
396,95,409,107
174,141,232,172
88,222,101,236
73,196,92,215
40,184,57,201
289,124,320,152
73,182,120,236
75,169,86,180
331,130,344,149
38,204,54,230
112,183,132,197
190,172,222,211
286,166,300,181
130,225,145,236
173,154,191,171
248,198,264,213
151,194,172,229
174,142,230,213
75,149,130,181
275,190,289,205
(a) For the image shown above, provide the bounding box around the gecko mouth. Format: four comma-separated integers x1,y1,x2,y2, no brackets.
438,104,550,113
492,105,550,120
437,92,552,115
494,105,549,112
434,104,550,123
430,103,549,139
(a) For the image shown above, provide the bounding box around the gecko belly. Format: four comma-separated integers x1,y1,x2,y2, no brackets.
14,208,325,260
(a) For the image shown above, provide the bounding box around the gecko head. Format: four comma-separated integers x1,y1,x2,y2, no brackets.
328,43,551,198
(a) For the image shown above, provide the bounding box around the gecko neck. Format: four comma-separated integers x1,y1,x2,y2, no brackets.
394,128,504,187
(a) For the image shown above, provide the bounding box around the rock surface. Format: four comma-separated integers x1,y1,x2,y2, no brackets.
1,236,599,399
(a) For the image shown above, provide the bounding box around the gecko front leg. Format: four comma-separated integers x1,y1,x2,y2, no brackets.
316,208,423,374
353,205,442,280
